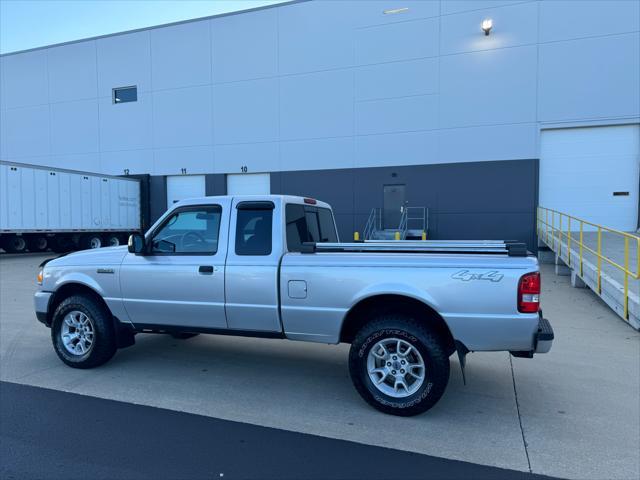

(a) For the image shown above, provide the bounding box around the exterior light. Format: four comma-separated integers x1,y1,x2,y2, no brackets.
481,18,493,36
383,7,409,15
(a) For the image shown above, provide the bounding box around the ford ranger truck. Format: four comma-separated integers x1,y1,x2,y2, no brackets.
34,195,554,416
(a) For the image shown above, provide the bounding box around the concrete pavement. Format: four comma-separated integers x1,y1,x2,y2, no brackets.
0,253,638,479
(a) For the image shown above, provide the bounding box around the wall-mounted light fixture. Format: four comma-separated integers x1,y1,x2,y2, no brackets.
481,18,493,36
383,7,409,15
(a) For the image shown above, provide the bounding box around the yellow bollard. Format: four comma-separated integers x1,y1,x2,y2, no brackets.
354,231,360,241
422,231,427,240
395,231,400,241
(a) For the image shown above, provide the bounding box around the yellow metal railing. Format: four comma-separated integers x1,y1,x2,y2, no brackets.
537,207,640,321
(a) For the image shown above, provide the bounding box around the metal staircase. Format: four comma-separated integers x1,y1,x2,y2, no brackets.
362,206,428,240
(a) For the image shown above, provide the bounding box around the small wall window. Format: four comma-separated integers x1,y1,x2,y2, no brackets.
112,86,137,104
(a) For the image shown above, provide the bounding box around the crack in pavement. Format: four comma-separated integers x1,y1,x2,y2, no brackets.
510,354,532,473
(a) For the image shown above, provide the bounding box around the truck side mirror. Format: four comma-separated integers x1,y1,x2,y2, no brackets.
128,234,146,254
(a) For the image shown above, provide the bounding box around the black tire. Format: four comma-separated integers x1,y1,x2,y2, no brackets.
103,234,121,247
26,236,48,252
2,235,27,253
349,314,450,416
51,294,117,369
170,332,199,340
79,234,102,250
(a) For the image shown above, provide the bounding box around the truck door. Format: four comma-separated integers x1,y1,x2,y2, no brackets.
224,199,282,332
119,199,230,329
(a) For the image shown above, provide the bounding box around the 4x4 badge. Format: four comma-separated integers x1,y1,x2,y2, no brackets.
451,270,504,282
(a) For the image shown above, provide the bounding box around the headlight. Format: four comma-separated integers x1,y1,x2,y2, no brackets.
36,268,43,285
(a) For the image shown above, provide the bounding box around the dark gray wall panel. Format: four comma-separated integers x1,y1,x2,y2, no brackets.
149,175,167,226
205,174,226,196
271,159,539,250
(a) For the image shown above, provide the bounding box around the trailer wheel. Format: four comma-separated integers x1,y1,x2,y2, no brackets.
80,234,102,250
104,234,120,247
2,235,27,253
349,314,450,416
26,236,48,252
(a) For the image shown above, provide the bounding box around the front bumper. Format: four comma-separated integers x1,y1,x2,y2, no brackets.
34,291,53,326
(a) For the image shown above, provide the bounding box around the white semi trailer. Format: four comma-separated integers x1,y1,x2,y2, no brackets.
0,161,141,253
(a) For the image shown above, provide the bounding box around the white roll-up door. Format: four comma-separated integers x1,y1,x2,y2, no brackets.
166,175,206,209
539,125,639,231
226,173,271,195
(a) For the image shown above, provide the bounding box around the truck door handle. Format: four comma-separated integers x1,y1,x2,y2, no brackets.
198,265,214,274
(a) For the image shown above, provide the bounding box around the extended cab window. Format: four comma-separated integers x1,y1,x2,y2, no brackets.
235,203,273,256
151,206,221,254
286,204,338,252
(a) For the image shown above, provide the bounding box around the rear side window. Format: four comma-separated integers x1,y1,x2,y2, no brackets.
286,204,337,252
236,206,273,256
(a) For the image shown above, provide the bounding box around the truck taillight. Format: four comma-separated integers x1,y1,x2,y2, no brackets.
518,272,540,313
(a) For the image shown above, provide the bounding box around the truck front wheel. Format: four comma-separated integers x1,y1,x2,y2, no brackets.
349,314,450,416
51,295,117,369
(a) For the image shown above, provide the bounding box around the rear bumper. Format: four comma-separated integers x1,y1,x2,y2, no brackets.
534,314,554,354
510,312,554,358
34,291,53,327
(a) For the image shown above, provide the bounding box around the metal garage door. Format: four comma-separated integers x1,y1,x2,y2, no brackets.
539,125,639,231
227,173,270,195
166,175,206,209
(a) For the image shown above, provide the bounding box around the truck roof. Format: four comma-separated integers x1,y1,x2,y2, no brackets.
175,195,333,210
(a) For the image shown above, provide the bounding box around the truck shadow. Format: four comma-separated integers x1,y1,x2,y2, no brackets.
111,332,520,418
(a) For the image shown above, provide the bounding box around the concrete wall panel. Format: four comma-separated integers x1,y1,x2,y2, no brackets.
1,50,49,109
280,137,354,171
280,70,354,141
440,45,537,128
214,142,279,174
356,130,438,168
211,9,278,83
152,85,213,148
99,93,153,152
97,31,152,96
150,21,211,90
278,1,355,74
356,17,439,65
538,33,640,122
1,105,50,158
355,58,438,101
356,95,438,135
50,99,99,155
47,41,97,103
213,78,278,144
440,1,538,55
153,145,214,176
540,0,640,43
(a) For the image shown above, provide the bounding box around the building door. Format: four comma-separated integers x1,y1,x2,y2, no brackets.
166,175,206,209
227,173,270,195
383,184,405,230
540,125,639,231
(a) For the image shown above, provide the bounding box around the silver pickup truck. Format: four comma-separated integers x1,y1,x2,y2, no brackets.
34,195,553,416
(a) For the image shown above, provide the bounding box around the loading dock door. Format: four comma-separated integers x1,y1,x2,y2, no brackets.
166,175,206,209
539,125,639,231
383,184,406,230
227,173,270,195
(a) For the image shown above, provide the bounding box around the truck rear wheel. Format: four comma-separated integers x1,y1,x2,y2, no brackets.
51,294,117,369
348,314,450,416
104,234,120,247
